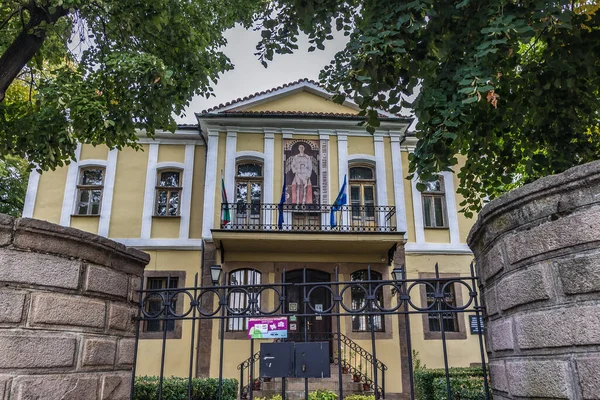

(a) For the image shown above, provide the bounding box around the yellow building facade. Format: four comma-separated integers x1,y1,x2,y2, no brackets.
24,79,482,398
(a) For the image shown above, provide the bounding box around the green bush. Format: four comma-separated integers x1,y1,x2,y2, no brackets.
134,376,238,400
413,367,486,400
344,395,375,400
432,376,487,400
308,390,338,400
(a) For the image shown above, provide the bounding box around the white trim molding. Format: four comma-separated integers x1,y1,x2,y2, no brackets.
202,131,220,239
263,130,275,226
390,134,408,235
374,133,388,227
347,154,377,164
235,150,266,161
22,169,41,218
405,243,472,255
224,128,238,212
179,145,196,239
441,171,461,245
141,144,159,239
336,131,349,226
411,174,426,244
59,144,83,227
113,238,204,250
98,150,118,237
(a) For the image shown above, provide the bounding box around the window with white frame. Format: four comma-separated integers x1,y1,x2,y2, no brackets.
349,165,377,227
421,176,447,228
76,167,105,215
227,269,261,332
155,169,182,216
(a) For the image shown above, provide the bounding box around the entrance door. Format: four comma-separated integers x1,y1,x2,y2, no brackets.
285,269,332,359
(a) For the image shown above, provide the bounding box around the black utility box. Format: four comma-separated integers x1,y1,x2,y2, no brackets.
259,342,295,378
295,342,330,378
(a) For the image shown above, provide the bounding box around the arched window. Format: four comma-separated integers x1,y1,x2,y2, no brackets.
235,163,263,226
155,169,182,216
349,165,376,227
227,269,262,332
421,176,446,228
351,270,384,332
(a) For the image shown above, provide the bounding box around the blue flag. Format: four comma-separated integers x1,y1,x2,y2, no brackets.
330,175,347,228
278,175,287,229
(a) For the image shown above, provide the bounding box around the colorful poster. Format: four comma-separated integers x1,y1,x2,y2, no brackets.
248,317,288,339
284,139,320,205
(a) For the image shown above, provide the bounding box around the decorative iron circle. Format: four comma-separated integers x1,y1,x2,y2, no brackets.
168,289,195,318
225,287,252,315
306,285,336,313
372,282,403,312
440,280,474,310
339,283,368,313
255,287,283,315
140,292,166,318
406,281,437,311
196,288,221,316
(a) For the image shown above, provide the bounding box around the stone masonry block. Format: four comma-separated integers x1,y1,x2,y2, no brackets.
497,263,551,311
0,248,80,289
30,293,106,330
489,361,508,393
506,359,572,398
11,375,99,400
116,338,135,367
506,207,600,265
0,289,26,323
516,305,600,349
480,243,505,282
82,337,117,367
557,251,600,295
0,214,13,247
0,375,12,400
489,319,514,351
577,356,600,399
129,275,141,303
0,332,75,369
108,303,136,333
101,373,131,400
85,264,129,298
483,285,498,316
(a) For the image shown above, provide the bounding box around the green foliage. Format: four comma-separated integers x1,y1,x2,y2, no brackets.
133,376,238,400
0,0,264,171
432,376,488,400
412,350,425,371
0,155,29,217
308,390,338,400
413,367,486,400
344,395,375,400
256,0,600,214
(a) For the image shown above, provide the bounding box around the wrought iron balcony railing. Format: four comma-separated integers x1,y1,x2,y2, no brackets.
220,203,397,232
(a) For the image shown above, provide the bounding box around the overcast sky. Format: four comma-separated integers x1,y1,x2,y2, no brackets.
177,25,349,124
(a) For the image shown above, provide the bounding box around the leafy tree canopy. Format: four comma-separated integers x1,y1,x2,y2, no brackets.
0,155,29,217
255,0,600,215
0,0,260,171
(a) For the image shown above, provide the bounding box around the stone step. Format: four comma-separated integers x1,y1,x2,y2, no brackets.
253,389,373,400
262,380,364,392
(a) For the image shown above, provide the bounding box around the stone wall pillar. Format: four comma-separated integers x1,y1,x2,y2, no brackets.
0,216,149,400
468,161,600,399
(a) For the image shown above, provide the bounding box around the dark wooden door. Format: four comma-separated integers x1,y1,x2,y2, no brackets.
285,269,332,359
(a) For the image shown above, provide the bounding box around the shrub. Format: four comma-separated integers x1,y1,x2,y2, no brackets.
413,367,486,400
432,376,487,400
308,390,338,400
344,395,375,400
134,376,238,400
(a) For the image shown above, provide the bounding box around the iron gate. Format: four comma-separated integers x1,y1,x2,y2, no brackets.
131,263,490,400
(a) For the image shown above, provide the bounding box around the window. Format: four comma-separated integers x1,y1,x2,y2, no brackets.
76,167,105,215
349,166,376,227
421,176,447,228
227,269,261,332
144,277,179,333
425,280,459,332
350,270,384,332
156,170,182,216
235,163,263,226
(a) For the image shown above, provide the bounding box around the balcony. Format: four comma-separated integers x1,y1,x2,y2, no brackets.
212,203,404,260
219,203,397,232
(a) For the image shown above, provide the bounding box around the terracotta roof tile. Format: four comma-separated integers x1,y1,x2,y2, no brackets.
199,78,320,114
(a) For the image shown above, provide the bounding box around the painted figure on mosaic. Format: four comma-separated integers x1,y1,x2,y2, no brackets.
284,139,319,205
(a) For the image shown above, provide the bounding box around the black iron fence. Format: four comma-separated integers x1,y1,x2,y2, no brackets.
131,264,490,400
220,203,397,232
